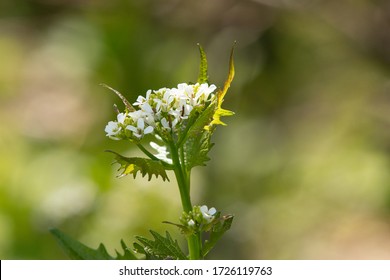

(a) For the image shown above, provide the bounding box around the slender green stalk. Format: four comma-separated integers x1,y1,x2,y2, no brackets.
170,143,202,260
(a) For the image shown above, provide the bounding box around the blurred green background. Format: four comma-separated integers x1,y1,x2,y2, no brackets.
1,0,390,259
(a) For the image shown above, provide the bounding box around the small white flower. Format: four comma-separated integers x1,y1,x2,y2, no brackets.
188,219,195,227
178,83,195,97
195,83,217,104
126,118,153,139
133,90,152,106
105,121,121,140
200,205,217,223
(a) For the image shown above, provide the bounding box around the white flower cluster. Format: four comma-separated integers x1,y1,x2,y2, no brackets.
105,83,217,141
180,205,217,233
187,205,217,227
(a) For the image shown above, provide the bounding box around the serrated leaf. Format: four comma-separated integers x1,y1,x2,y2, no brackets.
202,215,234,258
115,239,139,260
178,102,216,170
50,228,137,260
197,44,208,84
107,150,169,181
135,230,188,260
206,43,236,130
183,130,213,170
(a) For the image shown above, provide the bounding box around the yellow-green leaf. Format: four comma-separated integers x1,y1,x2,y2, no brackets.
206,43,236,130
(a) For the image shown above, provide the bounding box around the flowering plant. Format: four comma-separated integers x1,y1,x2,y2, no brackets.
51,44,235,260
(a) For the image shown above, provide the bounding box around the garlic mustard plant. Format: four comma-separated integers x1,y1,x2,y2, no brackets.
51,44,235,260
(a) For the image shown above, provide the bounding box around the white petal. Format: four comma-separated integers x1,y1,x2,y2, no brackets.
200,205,208,214
144,126,154,134
154,99,162,112
137,118,145,130
117,113,126,123
129,110,142,121
145,89,152,100
208,207,217,215
126,125,137,133
171,117,179,128
144,115,155,126
133,96,146,106
208,84,217,93
161,118,170,129
141,103,153,114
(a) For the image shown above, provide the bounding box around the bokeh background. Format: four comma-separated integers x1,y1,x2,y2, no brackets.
1,0,390,259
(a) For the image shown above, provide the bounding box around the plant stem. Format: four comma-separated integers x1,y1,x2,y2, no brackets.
170,143,201,260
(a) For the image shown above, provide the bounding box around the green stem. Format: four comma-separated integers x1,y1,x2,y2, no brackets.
170,143,201,260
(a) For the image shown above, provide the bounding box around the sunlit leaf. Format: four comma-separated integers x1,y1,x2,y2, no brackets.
134,230,188,260
50,228,137,260
206,43,236,130
107,150,169,181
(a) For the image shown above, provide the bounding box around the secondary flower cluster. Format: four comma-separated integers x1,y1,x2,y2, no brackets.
105,83,217,141
180,205,217,234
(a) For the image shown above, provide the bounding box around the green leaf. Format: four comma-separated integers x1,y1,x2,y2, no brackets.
134,230,188,260
202,214,234,258
106,150,169,181
50,228,138,260
115,239,139,260
197,44,208,84
178,102,216,170
183,130,213,170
